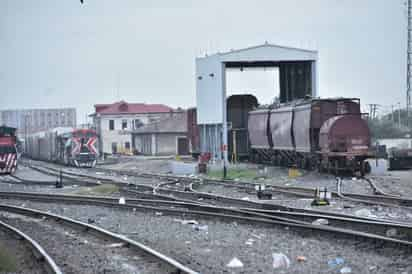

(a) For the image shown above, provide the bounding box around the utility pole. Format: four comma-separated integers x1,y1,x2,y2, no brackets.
367,104,379,120
407,0,412,126
392,105,395,122
398,102,402,128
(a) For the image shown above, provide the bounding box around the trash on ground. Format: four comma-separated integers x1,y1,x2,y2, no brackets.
226,257,244,268
272,253,290,269
386,228,397,237
343,204,355,209
155,212,163,216
118,197,126,205
105,243,125,248
354,208,376,218
193,224,208,232
340,266,352,273
245,238,254,246
173,219,199,225
251,233,265,239
328,257,345,268
312,218,329,225
296,256,307,262
87,218,95,224
241,197,250,201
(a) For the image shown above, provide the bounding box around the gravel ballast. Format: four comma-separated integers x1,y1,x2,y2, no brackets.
1,199,411,274
0,211,173,274
0,224,44,274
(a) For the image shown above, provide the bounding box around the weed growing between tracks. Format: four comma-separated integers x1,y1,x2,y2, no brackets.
0,243,17,272
71,184,119,196
207,168,264,180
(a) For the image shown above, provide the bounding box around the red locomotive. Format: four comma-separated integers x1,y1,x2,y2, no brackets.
0,126,18,174
26,127,99,167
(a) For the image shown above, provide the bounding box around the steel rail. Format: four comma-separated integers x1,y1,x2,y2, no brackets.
0,219,62,274
1,191,412,245
0,203,199,274
25,161,412,213
20,162,412,223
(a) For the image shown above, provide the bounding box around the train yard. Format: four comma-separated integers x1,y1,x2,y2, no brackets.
0,158,411,273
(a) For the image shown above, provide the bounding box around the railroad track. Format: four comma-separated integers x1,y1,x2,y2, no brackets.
1,190,412,248
21,161,412,225
0,203,198,274
0,218,62,274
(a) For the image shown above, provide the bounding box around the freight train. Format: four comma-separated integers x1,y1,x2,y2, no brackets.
248,98,372,175
190,96,372,175
0,126,18,174
26,127,99,167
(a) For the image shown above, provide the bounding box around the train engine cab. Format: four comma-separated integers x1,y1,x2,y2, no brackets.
70,129,99,167
0,126,18,174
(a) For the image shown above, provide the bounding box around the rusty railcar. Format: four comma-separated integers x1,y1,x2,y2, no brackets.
248,98,371,175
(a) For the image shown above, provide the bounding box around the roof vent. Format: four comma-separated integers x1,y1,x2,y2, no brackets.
119,102,128,112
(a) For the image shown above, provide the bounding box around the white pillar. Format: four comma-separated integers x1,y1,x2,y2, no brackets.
221,62,228,165
311,60,318,98
151,134,156,156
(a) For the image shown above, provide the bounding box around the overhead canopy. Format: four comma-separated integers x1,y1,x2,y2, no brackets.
196,43,318,124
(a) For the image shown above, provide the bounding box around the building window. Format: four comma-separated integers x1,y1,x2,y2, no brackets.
125,142,130,149
122,120,127,130
109,120,115,130
133,119,143,129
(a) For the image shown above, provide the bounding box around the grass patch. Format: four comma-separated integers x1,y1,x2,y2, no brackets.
206,168,262,180
0,244,17,272
71,184,119,196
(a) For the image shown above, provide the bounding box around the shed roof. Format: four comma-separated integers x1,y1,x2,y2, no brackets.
198,42,318,63
93,101,173,115
133,112,187,134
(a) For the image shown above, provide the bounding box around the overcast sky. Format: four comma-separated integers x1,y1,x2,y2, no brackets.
0,0,407,123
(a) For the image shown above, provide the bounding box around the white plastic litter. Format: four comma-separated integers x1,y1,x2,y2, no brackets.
226,257,244,268
386,228,397,237
118,197,126,205
193,224,208,232
173,219,199,225
155,212,163,216
312,218,329,225
251,233,264,239
272,253,290,269
340,266,352,273
354,209,376,218
245,238,255,246
241,197,250,201
106,243,125,248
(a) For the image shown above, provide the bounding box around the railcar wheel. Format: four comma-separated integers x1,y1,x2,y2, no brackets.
360,161,371,176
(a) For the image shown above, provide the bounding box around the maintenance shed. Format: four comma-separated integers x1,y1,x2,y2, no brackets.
195,42,318,163
132,112,190,156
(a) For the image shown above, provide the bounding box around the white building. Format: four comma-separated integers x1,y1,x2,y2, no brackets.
196,43,319,163
90,101,175,155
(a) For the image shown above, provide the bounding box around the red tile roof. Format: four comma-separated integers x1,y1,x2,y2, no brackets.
94,101,173,115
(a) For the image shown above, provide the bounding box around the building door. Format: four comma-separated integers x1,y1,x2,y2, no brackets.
177,137,189,155
111,142,117,154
